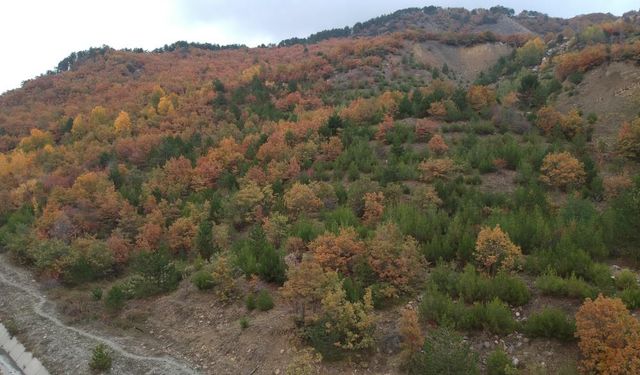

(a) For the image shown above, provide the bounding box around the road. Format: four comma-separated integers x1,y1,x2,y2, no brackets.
0,254,199,375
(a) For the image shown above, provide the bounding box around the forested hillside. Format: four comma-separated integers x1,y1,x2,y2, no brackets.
1,5,640,375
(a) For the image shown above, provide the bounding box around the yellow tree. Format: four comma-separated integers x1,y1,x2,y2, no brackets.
284,183,322,217
113,111,132,136
474,225,522,275
540,152,586,190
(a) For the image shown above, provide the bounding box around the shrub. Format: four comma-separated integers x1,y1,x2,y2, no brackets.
487,349,517,375
535,270,596,299
406,326,479,375
483,298,516,335
191,270,215,290
245,293,256,311
491,272,531,307
89,344,112,372
619,288,640,310
91,288,103,301
523,308,576,342
4,319,19,337
256,290,275,311
615,269,638,290
239,317,249,329
575,295,640,375
105,285,125,312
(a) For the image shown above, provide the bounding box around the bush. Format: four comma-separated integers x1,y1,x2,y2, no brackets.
619,288,640,310
432,264,530,307
523,308,576,342
239,317,249,329
3,319,19,337
105,285,125,312
256,290,275,311
483,298,516,335
491,272,531,307
89,344,112,372
406,326,479,375
91,288,103,301
245,293,256,311
535,270,596,299
615,269,638,290
191,270,215,290
487,349,517,375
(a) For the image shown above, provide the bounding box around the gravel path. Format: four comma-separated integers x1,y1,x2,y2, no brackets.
0,255,199,375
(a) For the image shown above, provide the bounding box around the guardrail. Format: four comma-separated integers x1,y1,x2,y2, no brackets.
0,323,49,375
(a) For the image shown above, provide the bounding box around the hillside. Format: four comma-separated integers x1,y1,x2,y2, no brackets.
1,5,640,375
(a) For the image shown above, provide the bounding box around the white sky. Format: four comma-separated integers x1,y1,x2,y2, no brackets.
0,0,637,95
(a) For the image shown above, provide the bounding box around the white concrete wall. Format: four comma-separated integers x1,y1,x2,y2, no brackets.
0,323,50,375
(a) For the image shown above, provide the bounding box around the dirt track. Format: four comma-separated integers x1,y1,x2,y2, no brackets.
0,255,199,375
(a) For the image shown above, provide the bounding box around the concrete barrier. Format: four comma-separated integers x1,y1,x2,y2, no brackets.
0,322,50,375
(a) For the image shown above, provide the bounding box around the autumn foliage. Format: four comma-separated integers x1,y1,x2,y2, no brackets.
540,152,586,190
474,225,522,275
575,295,640,375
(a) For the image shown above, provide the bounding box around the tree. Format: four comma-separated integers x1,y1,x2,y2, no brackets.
362,192,385,226
427,134,449,156
367,222,425,296
400,307,424,356
560,109,586,139
516,37,545,66
575,295,640,375
167,217,196,257
113,111,132,136
474,225,522,275
617,116,640,160
540,152,586,190
89,344,113,372
375,115,394,143
284,183,322,217
418,158,455,182
320,283,375,350
467,85,496,112
535,106,562,135
282,256,338,322
308,227,365,275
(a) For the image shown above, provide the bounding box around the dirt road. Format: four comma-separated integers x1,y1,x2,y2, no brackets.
0,254,199,375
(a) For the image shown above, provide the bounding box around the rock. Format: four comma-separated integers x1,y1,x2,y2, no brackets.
483,341,492,349
280,349,285,354
523,337,530,344
515,312,520,318
275,369,280,375
512,357,520,367
381,334,402,355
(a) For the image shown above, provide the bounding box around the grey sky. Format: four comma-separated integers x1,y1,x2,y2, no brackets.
0,1,637,95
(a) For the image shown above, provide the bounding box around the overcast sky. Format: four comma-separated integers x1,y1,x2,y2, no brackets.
0,1,637,94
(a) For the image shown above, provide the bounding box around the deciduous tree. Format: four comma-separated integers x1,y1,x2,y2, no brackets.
474,225,522,275
540,152,586,190
575,295,640,375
